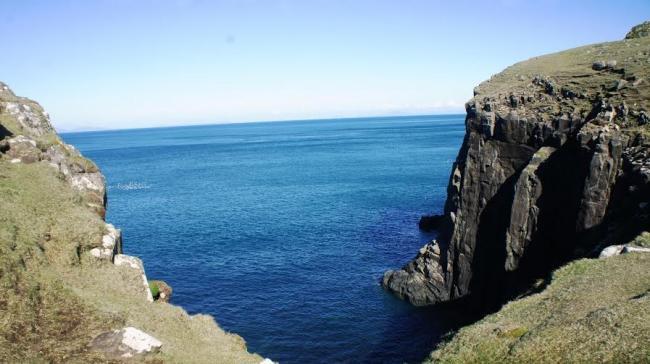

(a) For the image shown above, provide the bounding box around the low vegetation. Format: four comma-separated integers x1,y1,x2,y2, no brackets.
427,238,650,363
0,160,262,363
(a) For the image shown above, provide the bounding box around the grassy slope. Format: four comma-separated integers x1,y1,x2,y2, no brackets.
428,247,650,363
0,158,262,362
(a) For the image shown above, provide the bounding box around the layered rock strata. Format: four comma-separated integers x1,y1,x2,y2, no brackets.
384,23,650,306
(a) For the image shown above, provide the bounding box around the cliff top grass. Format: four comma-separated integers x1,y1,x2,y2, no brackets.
427,241,650,364
472,24,650,131
0,159,263,363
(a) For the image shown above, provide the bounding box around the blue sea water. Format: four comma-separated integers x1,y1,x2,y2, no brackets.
63,115,466,364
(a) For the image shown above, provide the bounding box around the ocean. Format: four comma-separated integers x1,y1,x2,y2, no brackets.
62,114,466,363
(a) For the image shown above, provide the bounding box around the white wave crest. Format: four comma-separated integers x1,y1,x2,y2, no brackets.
108,182,152,191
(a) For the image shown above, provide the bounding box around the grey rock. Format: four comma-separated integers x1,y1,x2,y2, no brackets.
592,61,607,70
90,327,162,359
599,244,625,258
4,135,41,163
622,246,650,254
625,21,650,39
114,254,155,302
383,26,649,306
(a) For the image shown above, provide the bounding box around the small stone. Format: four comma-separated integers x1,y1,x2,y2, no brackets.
615,79,628,90
592,61,607,70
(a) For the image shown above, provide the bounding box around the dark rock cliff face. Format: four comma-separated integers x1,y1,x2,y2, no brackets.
383,23,650,307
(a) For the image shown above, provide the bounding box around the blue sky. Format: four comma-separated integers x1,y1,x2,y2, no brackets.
1,0,648,131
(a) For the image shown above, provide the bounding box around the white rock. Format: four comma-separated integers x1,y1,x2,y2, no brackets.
10,158,21,164
114,254,154,302
260,359,276,364
90,248,102,258
70,172,105,192
622,246,650,254
600,244,650,258
599,244,625,258
106,223,118,236
102,234,116,249
89,247,114,260
90,327,162,358
114,254,143,269
121,327,162,355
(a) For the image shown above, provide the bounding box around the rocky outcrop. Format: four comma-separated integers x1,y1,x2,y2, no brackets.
0,82,268,363
114,254,155,302
384,23,650,307
149,280,173,302
0,84,107,217
90,327,163,359
626,21,650,39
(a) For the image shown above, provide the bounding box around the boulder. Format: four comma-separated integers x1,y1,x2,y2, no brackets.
622,246,650,254
90,327,162,359
599,244,625,258
592,61,607,71
4,135,41,163
599,244,650,258
88,223,123,262
418,214,445,231
2,101,54,137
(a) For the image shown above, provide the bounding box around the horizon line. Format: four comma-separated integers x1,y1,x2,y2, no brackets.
59,112,466,134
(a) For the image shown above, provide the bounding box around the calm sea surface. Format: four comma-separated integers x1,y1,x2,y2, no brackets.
63,115,466,363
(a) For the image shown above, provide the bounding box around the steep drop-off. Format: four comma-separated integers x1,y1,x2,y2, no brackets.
383,22,650,308
0,83,266,363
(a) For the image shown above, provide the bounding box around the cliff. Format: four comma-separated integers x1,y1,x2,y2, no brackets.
0,83,267,362
383,22,650,308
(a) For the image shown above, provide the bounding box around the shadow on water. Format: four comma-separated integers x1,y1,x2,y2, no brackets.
368,294,480,363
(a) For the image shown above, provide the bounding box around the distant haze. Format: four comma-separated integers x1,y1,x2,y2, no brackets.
1,0,648,131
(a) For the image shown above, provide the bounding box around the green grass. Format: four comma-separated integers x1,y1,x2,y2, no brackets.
427,241,650,364
0,160,264,363
0,161,117,362
473,32,650,133
149,281,161,299
630,232,650,248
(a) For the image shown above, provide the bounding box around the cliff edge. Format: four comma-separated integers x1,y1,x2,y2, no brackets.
383,22,650,307
0,83,266,362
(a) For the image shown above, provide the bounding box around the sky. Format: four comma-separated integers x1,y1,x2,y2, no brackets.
1,0,649,131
